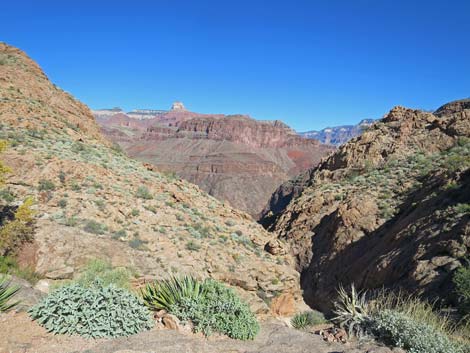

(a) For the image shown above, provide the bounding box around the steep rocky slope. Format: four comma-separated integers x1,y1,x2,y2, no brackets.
299,119,375,146
96,108,334,216
261,103,470,311
0,43,303,314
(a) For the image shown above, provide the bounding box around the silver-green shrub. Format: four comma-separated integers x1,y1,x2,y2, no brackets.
29,282,153,338
370,309,467,353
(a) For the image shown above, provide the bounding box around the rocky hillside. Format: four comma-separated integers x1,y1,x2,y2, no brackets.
0,43,304,315
96,107,333,216
260,102,470,311
300,119,375,146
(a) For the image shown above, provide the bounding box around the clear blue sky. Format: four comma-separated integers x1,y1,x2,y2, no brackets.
1,0,469,131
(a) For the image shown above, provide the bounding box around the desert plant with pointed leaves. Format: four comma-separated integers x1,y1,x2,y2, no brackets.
0,275,20,312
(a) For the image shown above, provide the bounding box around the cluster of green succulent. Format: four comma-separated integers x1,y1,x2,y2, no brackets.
291,310,327,330
141,275,259,340
0,274,19,312
29,281,153,338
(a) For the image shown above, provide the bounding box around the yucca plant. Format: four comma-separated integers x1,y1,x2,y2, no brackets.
0,274,20,312
291,310,327,329
332,283,370,337
141,275,204,311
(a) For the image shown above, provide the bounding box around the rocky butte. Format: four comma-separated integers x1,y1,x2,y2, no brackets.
94,104,334,217
261,100,470,311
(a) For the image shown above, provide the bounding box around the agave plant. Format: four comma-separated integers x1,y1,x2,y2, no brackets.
291,310,327,330
0,274,20,312
332,283,370,337
140,275,204,311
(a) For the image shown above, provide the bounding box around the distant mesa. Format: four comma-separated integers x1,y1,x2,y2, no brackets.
94,102,333,215
300,118,375,146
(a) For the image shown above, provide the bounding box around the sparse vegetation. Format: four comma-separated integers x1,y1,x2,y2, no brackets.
135,185,153,200
185,240,201,251
37,179,55,191
83,220,107,235
0,256,41,284
75,259,133,290
454,264,470,319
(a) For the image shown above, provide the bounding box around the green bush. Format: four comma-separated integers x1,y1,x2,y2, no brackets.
370,309,466,353
141,276,259,340
75,259,132,289
135,185,153,200
38,179,55,191
0,255,41,284
454,265,470,318
0,274,20,312
83,220,107,235
291,310,327,329
29,282,153,338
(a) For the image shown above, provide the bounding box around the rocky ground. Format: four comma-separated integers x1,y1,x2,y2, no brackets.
0,311,404,353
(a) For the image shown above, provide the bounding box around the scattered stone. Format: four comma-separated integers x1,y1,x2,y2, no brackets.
162,314,180,330
45,266,74,280
33,279,50,294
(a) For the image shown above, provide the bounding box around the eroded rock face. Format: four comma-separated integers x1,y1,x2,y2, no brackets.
261,103,470,310
96,110,334,216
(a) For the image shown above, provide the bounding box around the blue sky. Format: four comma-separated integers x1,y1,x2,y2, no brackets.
1,0,469,131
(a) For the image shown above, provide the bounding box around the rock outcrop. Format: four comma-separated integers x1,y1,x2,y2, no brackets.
96,110,334,216
261,102,470,311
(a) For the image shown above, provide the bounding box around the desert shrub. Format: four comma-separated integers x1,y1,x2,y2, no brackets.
75,259,132,289
58,198,67,208
454,265,470,318
0,197,35,256
83,220,107,235
141,276,259,340
37,179,55,191
291,310,327,329
332,284,369,337
29,282,153,338
0,274,20,312
186,240,201,251
135,185,152,200
0,188,15,202
0,256,41,284
370,310,466,353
